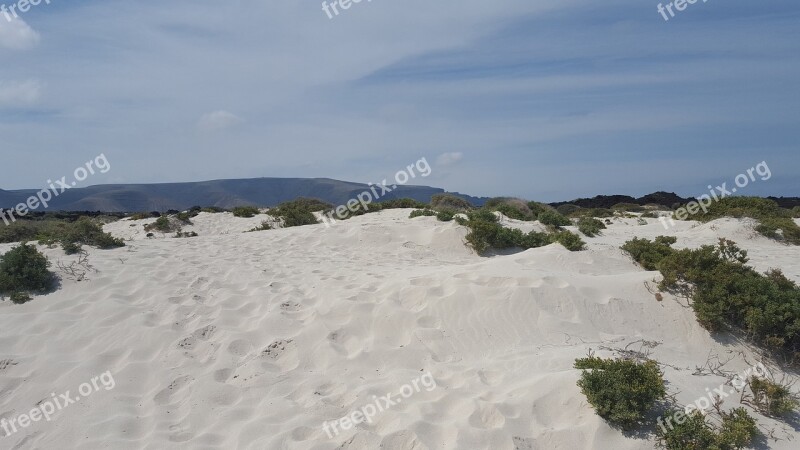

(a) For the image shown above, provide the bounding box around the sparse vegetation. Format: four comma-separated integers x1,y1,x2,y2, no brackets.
746,376,799,416
612,202,646,213
577,217,606,237
485,198,535,221
0,243,56,303
175,231,198,238
144,216,175,233
658,407,757,450
430,194,473,211
246,221,273,232
409,209,437,219
684,197,800,245
378,198,428,209
556,204,582,216
574,354,666,429
232,206,261,218
268,198,329,227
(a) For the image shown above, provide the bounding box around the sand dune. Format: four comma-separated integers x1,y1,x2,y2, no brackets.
1,210,798,449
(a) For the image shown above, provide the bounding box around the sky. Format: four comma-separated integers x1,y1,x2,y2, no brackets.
1,0,798,202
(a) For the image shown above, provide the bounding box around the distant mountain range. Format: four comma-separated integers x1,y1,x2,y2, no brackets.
1,178,797,213
0,178,488,213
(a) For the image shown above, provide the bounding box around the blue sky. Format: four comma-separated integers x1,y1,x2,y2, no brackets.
1,0,798,201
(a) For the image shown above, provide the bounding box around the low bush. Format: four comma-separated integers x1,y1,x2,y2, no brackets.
232,206,260,218
0,243,56,303
175,231,198,238
527,201,553,217
577,217,606,237
246,221,273,232
436,209,456,222
128,212,156,220
747,377,799,416
176,212,194,223
40,217,125,251
379,198,428,209
268,198,327,228
658,407,757,450
467,209,499,223
574,355,666,429
409,209,436,219
430,194,473,211
556,204,582,216
485,198,534,221
793,206,800,218
612,202,645,213
754,217,800,245
583,208,615,218
144,216,175,233
538,210,572,228
621,236,677,271
0,222,41,244
550,231,586,251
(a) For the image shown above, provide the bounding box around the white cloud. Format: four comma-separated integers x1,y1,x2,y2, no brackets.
0,80,43,107
197,110,242,132
0,16,40,50
436,152,464,167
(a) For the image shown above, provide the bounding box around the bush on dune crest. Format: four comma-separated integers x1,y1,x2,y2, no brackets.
622,237,800,360
683,197,800,245
268,198,330,227
232,206,260,218
462,214,584,254
430,194,473,211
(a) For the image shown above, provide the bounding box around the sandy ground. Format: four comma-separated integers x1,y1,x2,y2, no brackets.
0,210,798,449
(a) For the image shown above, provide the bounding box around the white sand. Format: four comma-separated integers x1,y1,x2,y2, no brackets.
1,210,798,449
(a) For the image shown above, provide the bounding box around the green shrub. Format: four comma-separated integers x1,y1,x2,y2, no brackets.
268,198,327,227
621,236,677,271
436,209,455,222
556,204,582,216
430,194,473,211
583,208,615,218
200,206,226,213
0,222,41,244
0,243,55,301
748,377,799,416
527,201,553,217
176,212,193,223
551,231,586,251
574,355,666,429
485,198,534,221
754,217,800,245
40,217,125,250
175,231,198,238
246,221,273,232
409,209,436,219
129,212,154,220
793,206,800,218
9,291,32,305
62,241,82,255
467,209,499,223
659,407,757,450
577,217,606,237
144,216,174,233
612,203,645,213
538,210,571,228
380,198,428,209
232,206,260,218
464,221,529,254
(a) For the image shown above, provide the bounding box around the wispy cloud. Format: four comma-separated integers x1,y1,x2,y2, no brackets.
0,80,43,107
0,16,39,50
197,110,242,132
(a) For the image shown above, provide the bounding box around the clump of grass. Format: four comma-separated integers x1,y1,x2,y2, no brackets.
232,206,261,218
0,243,56,304
577,217,606,237
409,209,436,219
574,354,666,429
